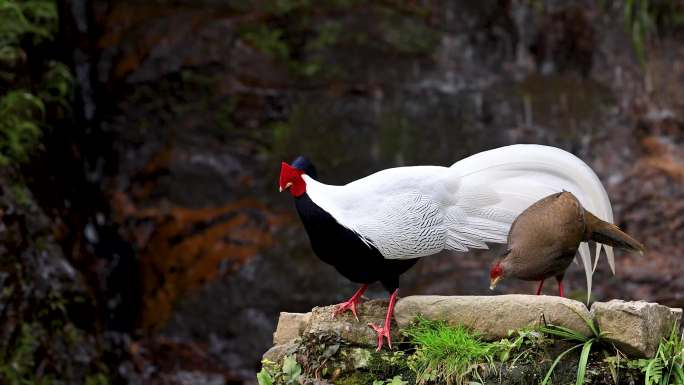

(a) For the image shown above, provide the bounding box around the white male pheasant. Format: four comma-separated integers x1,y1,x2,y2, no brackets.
278,144,615,350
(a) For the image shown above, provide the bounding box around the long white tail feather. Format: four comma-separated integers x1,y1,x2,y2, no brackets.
449,144,614,302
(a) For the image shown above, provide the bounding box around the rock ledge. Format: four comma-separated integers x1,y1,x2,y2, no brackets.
267,295,681,359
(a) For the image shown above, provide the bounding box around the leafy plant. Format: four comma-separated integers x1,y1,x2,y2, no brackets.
0,90,45,165
625,0,654,67
39,61,74,110
256,368,274,385
0,0,57,47
605,326,684,385
282,355,302,384
493,328,548,366
403,317,497,385
257,356,303,385
0,0,71,167
539,309,607,385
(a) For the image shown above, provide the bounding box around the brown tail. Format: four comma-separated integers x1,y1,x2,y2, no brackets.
584,210,645,253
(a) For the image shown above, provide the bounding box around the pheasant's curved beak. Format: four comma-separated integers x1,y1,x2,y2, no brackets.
489,276,502,291
279,182,293,192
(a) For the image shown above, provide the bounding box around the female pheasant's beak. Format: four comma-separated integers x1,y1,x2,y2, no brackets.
489,276,502,290
279,182,293,192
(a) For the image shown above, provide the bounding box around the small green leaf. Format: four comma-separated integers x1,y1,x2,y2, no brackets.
282,355,301,384
256,368,273,385
387,375,408,385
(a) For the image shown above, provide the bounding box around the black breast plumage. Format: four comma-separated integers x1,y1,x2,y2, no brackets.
295,193,418,292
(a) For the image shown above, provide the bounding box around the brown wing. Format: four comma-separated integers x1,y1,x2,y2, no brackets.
506,192,585,280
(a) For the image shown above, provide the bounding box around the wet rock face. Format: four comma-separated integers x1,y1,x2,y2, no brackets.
0,170,106,384
0,0,120,381
60,0,684,383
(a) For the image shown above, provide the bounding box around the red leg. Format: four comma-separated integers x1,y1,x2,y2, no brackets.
556,276,564,297
333,284,368,321
368,289,398,351
535,280,545,295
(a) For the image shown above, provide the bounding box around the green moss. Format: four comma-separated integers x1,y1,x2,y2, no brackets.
269,0,312,15
84,373,110,385
379,11,438,55
241,25,290,60
215,96,238,135
239,21,331,78
10,182,30,206
366,351,414,383
336,372,376,385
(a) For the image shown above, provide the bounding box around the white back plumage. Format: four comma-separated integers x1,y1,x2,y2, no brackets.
304,144,614,300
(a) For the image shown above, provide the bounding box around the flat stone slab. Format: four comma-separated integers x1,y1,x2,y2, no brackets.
273,312,311,345
263,341,298,363
394,294,593,340
591,300,682,358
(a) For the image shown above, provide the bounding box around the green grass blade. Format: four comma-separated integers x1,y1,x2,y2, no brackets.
565,305,601,337
541,344,583,385
575,340,593,385
539,325,589,342
672,364,684,384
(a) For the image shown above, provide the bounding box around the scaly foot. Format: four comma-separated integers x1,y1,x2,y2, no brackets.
368,288,398,351
368,322,392,351
333,297,362,321
331,284,368,322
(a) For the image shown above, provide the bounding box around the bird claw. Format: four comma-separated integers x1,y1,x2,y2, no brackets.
332,299,361,321
368,323,392,351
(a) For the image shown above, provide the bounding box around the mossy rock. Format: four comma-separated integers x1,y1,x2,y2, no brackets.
261,314,650,385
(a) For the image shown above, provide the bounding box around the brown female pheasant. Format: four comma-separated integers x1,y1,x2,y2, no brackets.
489,191,644,297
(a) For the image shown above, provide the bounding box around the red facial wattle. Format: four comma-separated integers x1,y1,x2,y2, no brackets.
279,161,306,197
490,263,503,279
